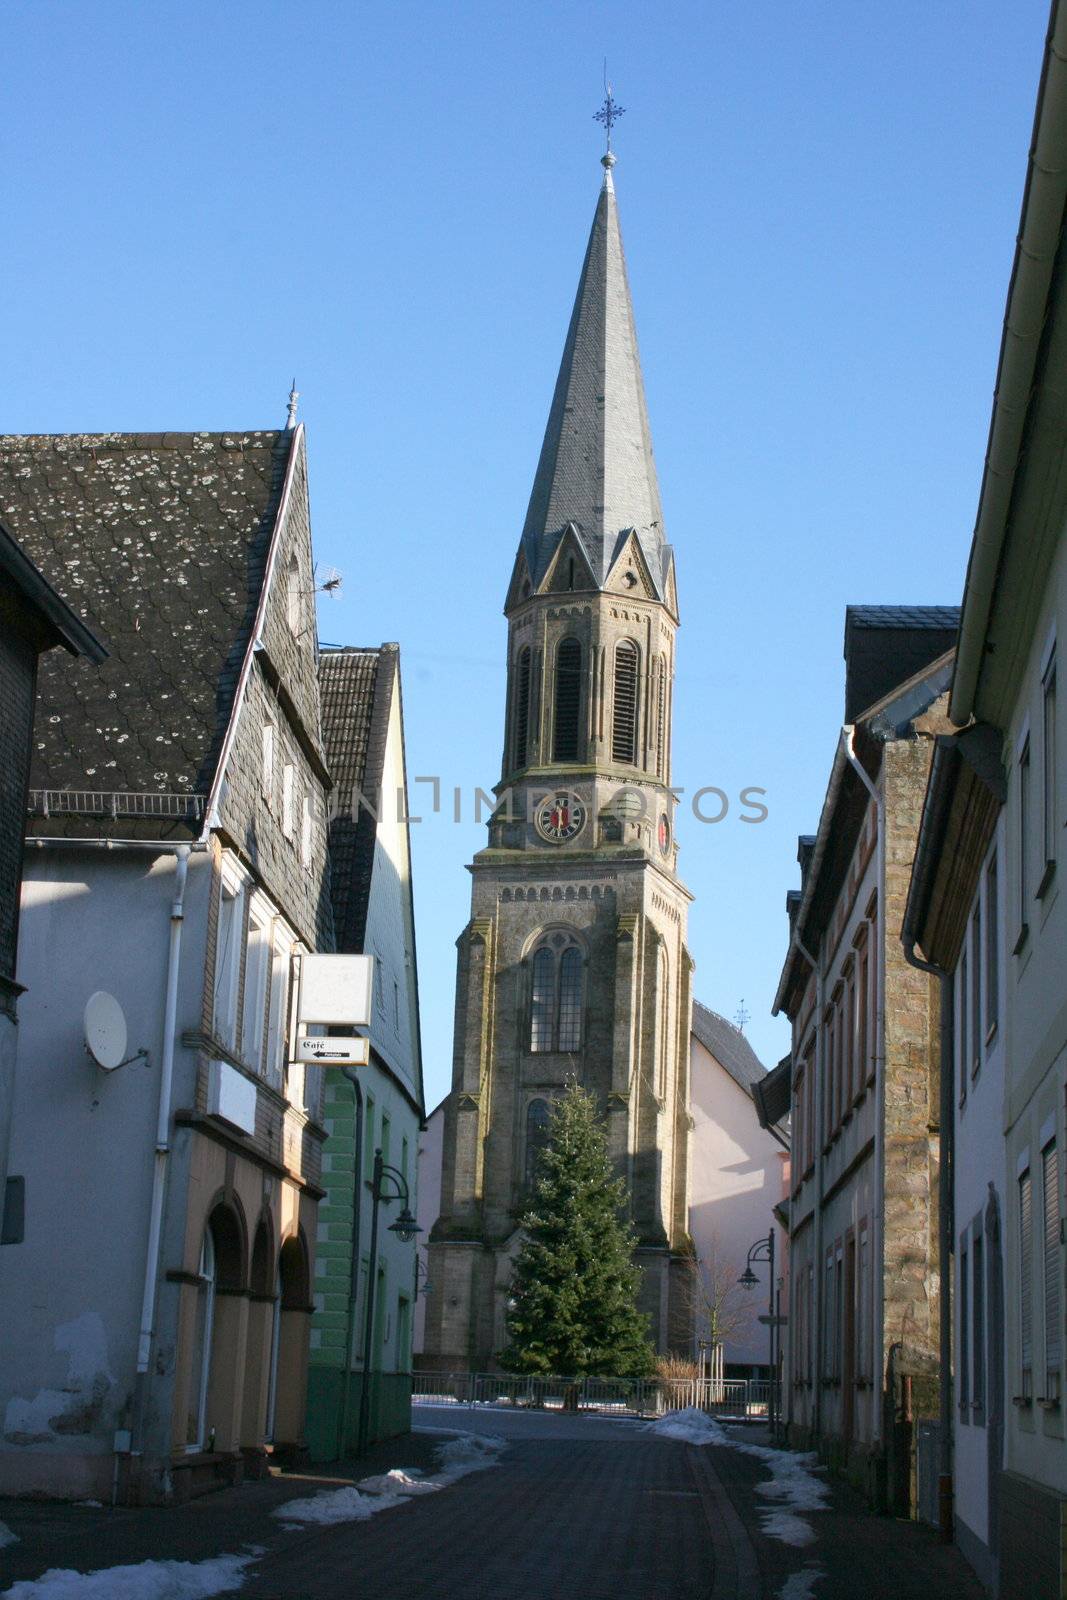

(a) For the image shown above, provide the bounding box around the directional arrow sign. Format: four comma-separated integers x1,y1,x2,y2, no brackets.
296,1035,370,1066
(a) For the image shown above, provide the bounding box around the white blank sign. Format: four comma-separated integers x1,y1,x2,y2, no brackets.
298,954,374,1026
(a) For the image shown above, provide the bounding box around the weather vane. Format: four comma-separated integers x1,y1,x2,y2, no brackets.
593,65,625,156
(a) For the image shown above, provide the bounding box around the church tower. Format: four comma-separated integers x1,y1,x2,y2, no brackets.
423,147,693,1370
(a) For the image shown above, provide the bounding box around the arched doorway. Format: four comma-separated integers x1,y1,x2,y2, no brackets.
240,1214,277,1462
191,1201,247,1455
271,1232,311,1454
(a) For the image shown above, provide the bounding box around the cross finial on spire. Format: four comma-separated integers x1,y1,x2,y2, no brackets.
286,379,299,430
593,66,625,164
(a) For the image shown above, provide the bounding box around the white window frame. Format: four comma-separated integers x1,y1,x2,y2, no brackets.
241,900,273,1072
261,721,275,804
265,929,293,1088
1041,642,1057,893
213,866,244,1049
301,792,313,871
282,763,295,840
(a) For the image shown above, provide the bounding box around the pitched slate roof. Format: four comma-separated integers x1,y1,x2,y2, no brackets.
317,645,394,953
691,1000,768,1094
844,604,960,723
752,1054,792,1134
0,519,107,662
0,430,292,835
520,162,671,598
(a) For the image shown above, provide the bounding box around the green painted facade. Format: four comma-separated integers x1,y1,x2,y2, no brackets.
306,1072,418,1461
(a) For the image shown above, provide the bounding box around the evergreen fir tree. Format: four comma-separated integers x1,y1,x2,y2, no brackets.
499,1084,656,1377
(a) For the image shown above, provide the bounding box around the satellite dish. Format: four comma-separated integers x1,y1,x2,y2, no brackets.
84,991,128,1072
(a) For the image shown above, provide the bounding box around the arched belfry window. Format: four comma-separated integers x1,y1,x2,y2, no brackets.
656,655,668,779
513,647,532,769
612,640,639,764
553,638,582,762
528,933,584,1054
525,1098,552,1186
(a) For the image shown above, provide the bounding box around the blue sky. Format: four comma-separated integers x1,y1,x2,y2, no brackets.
7,1,1051,1107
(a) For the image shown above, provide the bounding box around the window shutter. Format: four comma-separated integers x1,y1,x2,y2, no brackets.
612,642,639,764
514,648,531,769
1020,1168,1033,1382
1043,1143,1061,1377
553,639,582,761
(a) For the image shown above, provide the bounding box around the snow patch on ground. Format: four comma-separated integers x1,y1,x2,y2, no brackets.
273,1430,506,1528
0,1553,254,1599
645,1407,830,1548
778,1566,824,1599
0,1523,19,1550
645,1408,729,1446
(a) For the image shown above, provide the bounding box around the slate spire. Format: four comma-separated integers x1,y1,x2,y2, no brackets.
520,154,670,599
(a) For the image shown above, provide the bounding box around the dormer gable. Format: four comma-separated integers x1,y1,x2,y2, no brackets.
538,523,599,596
604,529,660,603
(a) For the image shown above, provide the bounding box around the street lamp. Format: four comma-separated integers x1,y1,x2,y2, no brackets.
738,1230,777,1435
357,1147,421,1457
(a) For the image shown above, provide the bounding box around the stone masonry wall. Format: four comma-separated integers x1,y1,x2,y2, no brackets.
882,736,941,1362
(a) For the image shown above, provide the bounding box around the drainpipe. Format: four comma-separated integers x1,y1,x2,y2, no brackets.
842,727,886,1444
903,937,954,1544
128,845,190,1487
338,1065,364,1461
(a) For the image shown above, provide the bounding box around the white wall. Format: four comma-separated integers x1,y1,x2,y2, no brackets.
1002,529,1067,1497
688,1031,788,1370
0,847,211,1497
952,818,1007,1558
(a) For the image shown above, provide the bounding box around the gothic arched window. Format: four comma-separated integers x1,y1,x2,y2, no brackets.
527,934,584,1054
553,638,582,762
612,640,639,764
530,947,555,1053
656,943,670,1098
525,1098,552,1186
513,647,532,770
557,947,583,1051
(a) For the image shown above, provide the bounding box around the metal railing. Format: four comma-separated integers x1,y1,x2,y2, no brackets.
27,789,205,822
412,1372,777,1419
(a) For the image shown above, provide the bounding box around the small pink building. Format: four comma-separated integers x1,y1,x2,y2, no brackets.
689,1004,789,1378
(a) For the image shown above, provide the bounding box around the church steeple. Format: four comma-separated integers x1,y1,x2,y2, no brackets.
518,157,672,602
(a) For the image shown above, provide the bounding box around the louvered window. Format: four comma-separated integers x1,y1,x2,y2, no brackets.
1020,1166,1033,1396
656,657,667,778
514,647,531,769
1043,1141,1061,1397
530,948,555,1053
612,641,639,764
553,639,582,761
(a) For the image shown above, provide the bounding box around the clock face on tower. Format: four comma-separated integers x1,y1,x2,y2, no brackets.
535,792,585,843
